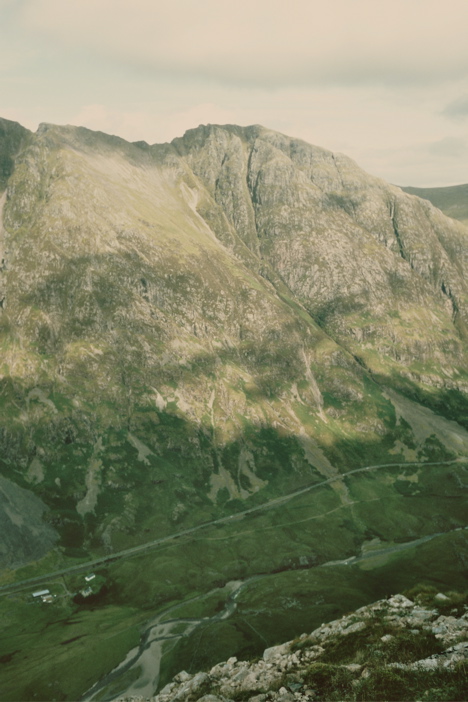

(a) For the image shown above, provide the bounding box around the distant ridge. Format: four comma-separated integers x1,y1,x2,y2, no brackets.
401,183,468,225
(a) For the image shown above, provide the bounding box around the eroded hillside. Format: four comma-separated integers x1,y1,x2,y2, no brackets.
0,118,467,701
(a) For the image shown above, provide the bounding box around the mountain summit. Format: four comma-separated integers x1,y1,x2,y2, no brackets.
0,118,467,700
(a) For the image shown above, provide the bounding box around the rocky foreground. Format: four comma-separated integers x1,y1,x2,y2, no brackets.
118,590,468,702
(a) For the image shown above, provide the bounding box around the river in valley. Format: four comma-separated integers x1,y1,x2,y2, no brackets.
81,526,467,701
81,576,266,701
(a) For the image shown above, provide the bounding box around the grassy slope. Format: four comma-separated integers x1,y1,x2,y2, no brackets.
1,461,467,700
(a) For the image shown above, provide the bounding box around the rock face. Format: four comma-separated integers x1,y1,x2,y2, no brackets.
0,117,30,192
0,118,467,559
174,125,468,364
130,592,468,702
0,474,58,568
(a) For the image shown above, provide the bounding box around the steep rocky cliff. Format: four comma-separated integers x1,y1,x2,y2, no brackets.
175,125,468,365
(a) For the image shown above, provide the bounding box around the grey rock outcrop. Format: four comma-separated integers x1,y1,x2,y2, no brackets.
174,124,468,367
118,593,467,702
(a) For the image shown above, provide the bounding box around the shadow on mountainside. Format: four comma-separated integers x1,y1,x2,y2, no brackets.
1,364,467,571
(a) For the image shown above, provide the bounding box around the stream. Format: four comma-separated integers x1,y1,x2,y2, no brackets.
81,576,267,701
80,526,467,701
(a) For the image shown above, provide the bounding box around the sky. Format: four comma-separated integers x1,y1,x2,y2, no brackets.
1,0,468,186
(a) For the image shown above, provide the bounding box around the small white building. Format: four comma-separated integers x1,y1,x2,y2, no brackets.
32,589,50,598
84,573,96,582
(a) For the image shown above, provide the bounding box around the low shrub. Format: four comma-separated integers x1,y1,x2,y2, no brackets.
303,662,355,699
380,630,443,664
355,663,468,702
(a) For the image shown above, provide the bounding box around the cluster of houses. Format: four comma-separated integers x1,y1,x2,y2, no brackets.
31,573,97,603
80,572,96,597
32,589,54,603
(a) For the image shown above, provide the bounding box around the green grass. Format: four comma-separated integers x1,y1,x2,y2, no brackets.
404,583,468,616
356,665,468,702
155,528,468,688
401,184,468,224
301,662,468,702
1,460,467,699
321,624,442,665
0,598,139,701
0,597,141,702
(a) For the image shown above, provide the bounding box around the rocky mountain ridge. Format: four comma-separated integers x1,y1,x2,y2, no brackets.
118,591,468,702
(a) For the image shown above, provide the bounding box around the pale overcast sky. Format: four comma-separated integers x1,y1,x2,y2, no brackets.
1,0,468,186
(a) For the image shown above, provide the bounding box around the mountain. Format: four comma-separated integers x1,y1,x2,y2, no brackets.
401,183,468,226
0,117,467,701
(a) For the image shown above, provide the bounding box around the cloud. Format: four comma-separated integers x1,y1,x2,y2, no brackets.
442,95,468,120
427,136,468,159
0,0,19,14
360,136,468,187
4,1,468,187
17,0,468,88
72,102,236,144
66,89,468,187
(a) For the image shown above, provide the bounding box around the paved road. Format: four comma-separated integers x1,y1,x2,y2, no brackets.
0,458,464,596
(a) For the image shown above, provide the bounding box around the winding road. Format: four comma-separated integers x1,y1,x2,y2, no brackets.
0,458,465,597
